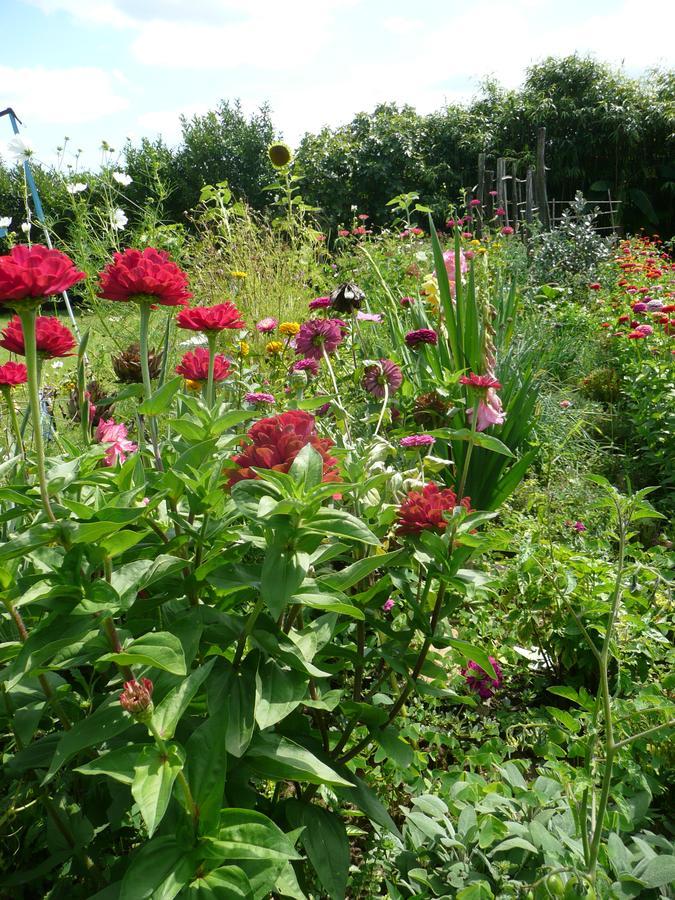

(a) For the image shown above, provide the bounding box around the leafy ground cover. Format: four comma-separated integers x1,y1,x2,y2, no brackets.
0,156,673,900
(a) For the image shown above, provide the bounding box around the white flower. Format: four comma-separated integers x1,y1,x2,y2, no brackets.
51,360,64,369
20,222,32,234
112,208,127,231
6,135,35,163
180,335,208,347
0,217,11,228
112,171,132,186
415,250,428,261
66,182,88,194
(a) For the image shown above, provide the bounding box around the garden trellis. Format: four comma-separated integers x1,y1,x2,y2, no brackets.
0,107,80,336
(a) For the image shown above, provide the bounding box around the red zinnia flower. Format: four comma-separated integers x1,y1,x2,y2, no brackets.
405,328,438,348
175,347,231,382
459,372,502,390
228,410,339,486
0,314,76,358
362,359,403,398
176,302,244,332
0,244,85,305
98,247,191,307
0,360,28,387
397,483,472,534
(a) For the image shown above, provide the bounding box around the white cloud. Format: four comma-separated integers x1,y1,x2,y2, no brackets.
136,105,209,144
0,65,129,125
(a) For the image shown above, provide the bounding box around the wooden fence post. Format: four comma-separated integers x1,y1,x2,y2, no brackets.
535,126,550,229
510,161,519,231
497,158,509,226
485,170,495,220
525,167,534,225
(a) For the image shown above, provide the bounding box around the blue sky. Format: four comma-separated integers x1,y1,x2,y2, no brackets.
1,0,673,169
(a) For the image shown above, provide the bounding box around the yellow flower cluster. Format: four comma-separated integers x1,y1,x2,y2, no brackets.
420,274,440,313
238,340,250,357
229,270,248,279
279,321,300,336
265,340,284,355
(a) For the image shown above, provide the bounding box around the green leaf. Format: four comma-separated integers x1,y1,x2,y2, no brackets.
319,550,403,591
44,701,132,783
187,866,254,899
304,509,380,545
446,639,497,680
185,712,228,836
286,801,349,900
74,746,139,784
434,428,515,457
131,743,185,837
207,659,256,758
153,659,215,739
99,632,187,675
120,836,193,900
640,855,675,889
289,444,324,490
478,814,509,849
203,808,302,862
246,733,353,786
138,376,182,416
292,588,364,619
254,660,309,729
375,726,414,768
491,836,538,854
260,545,309,618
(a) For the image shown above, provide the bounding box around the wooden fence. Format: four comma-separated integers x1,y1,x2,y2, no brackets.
472,127,621,237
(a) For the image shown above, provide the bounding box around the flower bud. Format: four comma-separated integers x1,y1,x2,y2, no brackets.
119,678,154,716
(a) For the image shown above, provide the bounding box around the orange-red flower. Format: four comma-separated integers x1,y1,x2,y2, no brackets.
0,314,76,358
175,347,231,382
98,247,191,306
177,302,244,332
228,410,339,486
397,483,472,534
0,361,28,387
0,244,85,305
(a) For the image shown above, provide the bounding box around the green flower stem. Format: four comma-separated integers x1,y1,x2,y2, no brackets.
373,378,389,438
233,596,265,668
458,398,479,500
138,300,163,471
3,387,25,458
17,308,57,523
322,345,353,447
206,332,217,408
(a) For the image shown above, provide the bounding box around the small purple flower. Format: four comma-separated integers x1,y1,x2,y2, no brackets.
382,598,395,612
632,302,647,313
462,657,502,699
399,296,414,307
244,392,275,405
646,299,663,311
635,324,653,336
405,328,438,348
356,311,383,323
295,319,344,360
256,317,278,333
567,520,587,532
292,358,320,377
400,434,435,449
309,296,332,311
315,401,331,417
362,359,403,398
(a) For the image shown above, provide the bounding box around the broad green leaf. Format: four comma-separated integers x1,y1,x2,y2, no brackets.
138,376,182,416
120,836,193,900
207,659,256,758
261,545,309,618
434,428,515,457
304,509,380,545
131,743,185,837
187,866,254,899
44,701,132,782
640,855,675,889
246,733,353,787
446,639,497,680
289,444,324,490
254,660,309,729
491,836,538,854
333,770,401,836
185,712,228,835
286,801,349,900
0,523,61,561
292,589,364,619
98,632,186,675
478,814,509,849
319,550,403,591
74,745,139,784
153,659,215,739
203,808,302,862
375,726,414,768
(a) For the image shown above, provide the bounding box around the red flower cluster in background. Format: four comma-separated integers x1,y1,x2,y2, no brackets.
397,483,472,534
177,302,244,332
0,361,28,387
98,247,191,306
228,410,339,486
0,315,76,358
0,244,85,305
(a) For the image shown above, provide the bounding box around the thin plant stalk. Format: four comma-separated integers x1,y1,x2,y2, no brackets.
321,345,352,446
206,332,217,408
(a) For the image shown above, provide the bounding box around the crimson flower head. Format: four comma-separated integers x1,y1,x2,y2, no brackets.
0,361,28,387
362,359,403,398
405,328,438,348
119,678,153,714
0,244,85,306
294,318,344,360
98,247,191,306
309,296,332,311
176,302,244,332
459,372,502,391
400,434,435,449
397,483,472,534
175,347,231,382
0,314,76,358
228,409,339,486
462,657,503,699
292,358,319,377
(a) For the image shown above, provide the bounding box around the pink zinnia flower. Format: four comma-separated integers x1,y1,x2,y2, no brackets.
256,317,278,333
459,372,502,391
309,296,332,311
292,357,320,377
635,324,653,336
245,392,275,405
632,302,647,313
495,207,506,216
462,657,502,699
294,318,343,360
400,434,435,449
399,296,414,307
469,199,481,207
382,598,395,612
501,226,515,236
362,359,403,398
